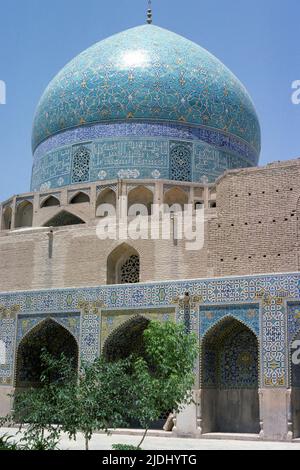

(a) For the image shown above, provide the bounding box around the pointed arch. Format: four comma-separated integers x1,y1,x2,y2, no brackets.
128,186,154,216
41,195,60,208
43,210,86,227
164,187,188,212
15,200,33,228
102,313,172,429
2,206,12,230
201,315,260,434
202,313,259,343
15,318,79,389
96,188,116,217
107,243,140,285
102,315,150,362
69,191,90,204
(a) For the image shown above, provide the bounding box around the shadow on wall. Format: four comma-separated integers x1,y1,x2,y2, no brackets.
15,201,33,228
15,319,78,390
43,210,85,227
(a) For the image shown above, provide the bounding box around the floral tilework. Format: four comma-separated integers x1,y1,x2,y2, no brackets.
200,304,260,338
31,24,261,191
32,25,260,154
170,141,192,181
220,329,258,389
0,273,300,388
16,313,81,346
80,310,101,363
202,323,259,389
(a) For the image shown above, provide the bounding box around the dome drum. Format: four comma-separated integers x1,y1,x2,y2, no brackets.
31,126,256,191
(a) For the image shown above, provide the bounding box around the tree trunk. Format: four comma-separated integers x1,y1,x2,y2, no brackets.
138,428,148,449
85,436,89,451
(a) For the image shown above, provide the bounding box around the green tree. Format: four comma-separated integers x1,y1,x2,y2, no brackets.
3,320,198,451
126,320,199,448
58,357,133,450
11,350,73,450
5,352,133,450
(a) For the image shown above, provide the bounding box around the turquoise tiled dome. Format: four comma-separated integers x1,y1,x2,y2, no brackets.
32,25,260,153
31,24,261,191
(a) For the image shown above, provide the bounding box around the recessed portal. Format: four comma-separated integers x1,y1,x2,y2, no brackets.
103,315,171,429
201,316,260,434
16,319,78,389
15,201,33,228
103,315,150,362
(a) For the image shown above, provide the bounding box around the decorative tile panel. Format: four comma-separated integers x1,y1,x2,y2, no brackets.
16,312,81,345
71,146,91,184
31,137,252,191
200,304,259,338
1,273,300,389
0,317,16,385
170,141,192,181
34,122,258,165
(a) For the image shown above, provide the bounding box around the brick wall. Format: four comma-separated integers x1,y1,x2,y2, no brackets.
0,159,299,291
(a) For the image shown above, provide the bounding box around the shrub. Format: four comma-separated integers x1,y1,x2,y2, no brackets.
127,321,199,448
0,434,19,451
112,444,142,451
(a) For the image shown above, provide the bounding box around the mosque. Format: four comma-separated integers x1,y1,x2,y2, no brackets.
0,6,300,441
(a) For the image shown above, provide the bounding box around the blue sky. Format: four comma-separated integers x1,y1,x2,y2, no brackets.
0,0,299,202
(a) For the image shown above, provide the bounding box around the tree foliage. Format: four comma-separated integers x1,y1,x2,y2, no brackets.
7,351,133,450
126,320,199,447
12,350,74,450
57,356,133,450
1,320,199,450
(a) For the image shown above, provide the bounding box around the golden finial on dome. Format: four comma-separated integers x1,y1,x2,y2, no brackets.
147,0,153,24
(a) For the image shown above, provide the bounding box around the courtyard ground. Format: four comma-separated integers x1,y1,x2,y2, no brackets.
1,428,300,450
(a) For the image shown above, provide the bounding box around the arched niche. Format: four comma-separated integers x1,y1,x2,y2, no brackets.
201,316,260,434
102,314,172,429
128,186,154,216
15,319,78,390
41,196,60,208
107,243,140,285
15,201,33,228
163,187,188,212
43,210,85,227
69,192,90,204
2,206,12,230
103,315,150,362
96,188,116,217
